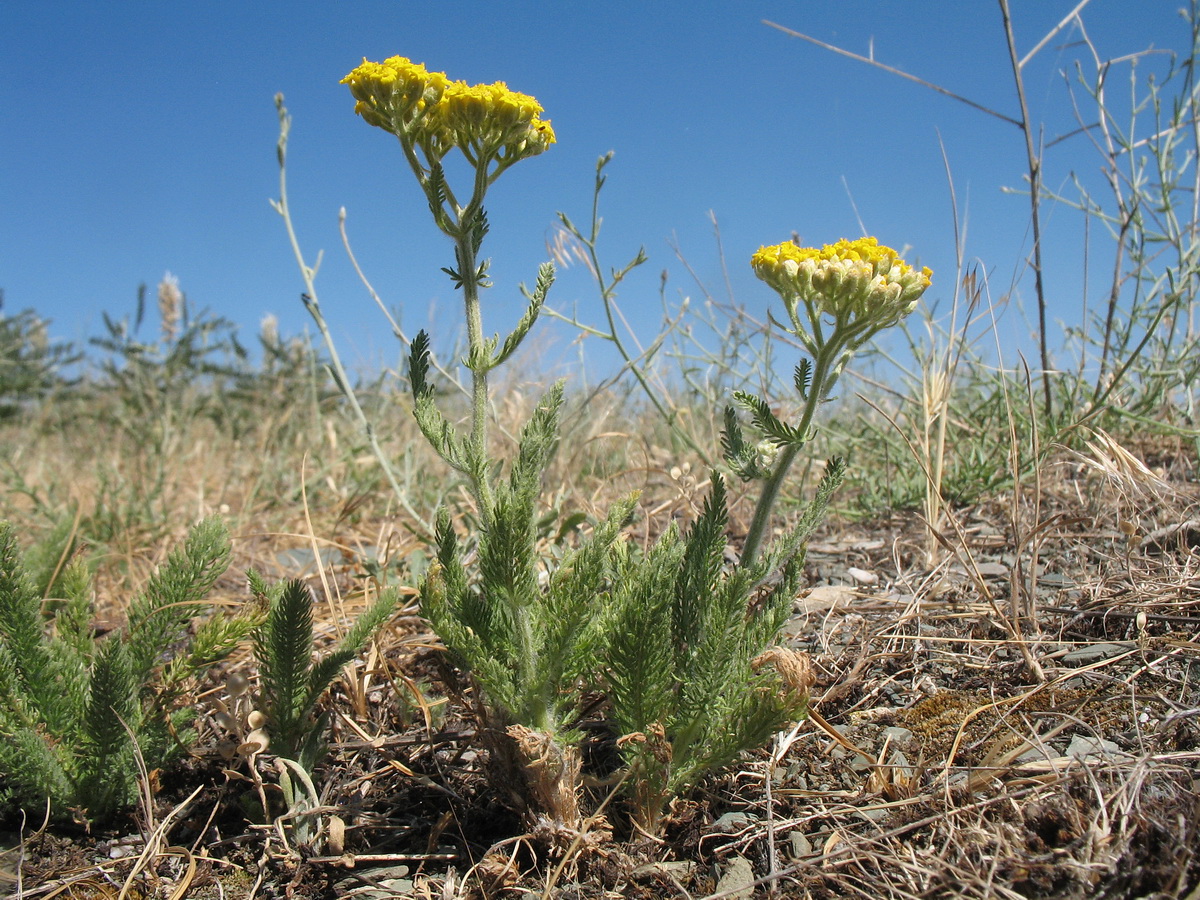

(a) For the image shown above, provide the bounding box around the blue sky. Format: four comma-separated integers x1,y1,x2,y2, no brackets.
1,1,1191,382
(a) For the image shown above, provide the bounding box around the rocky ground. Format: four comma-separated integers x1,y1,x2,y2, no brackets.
5,437,1199,899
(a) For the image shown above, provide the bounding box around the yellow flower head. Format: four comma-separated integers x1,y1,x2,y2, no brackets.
751,237,930,336
343,57,554,166
434,80,555,161
342,56,449,135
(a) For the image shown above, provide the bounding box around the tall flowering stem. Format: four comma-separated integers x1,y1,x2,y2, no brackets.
340,58,616,834
736,238,931,563
341,57,556,521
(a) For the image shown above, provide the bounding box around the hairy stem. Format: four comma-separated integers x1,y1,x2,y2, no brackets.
740,340,841,564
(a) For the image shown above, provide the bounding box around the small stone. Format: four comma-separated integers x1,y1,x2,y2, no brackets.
848,752,873,773
713,811,756,833
1016,744,1051,763
1066,735,1125,761
633,860,695,881
788,830,813,858
714,856,755,900
1062,642,1132,665
882,726,914,744
796,585,856,613
847,567,878,585
888,749,915,779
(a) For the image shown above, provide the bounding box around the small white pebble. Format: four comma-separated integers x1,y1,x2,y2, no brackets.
847,567,878,585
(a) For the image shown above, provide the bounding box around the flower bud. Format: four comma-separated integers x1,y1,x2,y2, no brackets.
751,237,930,343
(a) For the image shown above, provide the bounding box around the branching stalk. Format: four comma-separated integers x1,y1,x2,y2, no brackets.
271,95,428,531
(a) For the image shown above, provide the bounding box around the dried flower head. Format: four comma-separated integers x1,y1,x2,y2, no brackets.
157,271,183,344
751,237,930,343
753,647,815,696
259,314,279,349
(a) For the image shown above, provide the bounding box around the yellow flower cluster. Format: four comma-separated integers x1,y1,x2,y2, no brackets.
341,56,449,133
341,56,555,164
751,237,930,332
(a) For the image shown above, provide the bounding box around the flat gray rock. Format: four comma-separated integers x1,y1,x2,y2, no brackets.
1062,642,1132,665
715,856,756,900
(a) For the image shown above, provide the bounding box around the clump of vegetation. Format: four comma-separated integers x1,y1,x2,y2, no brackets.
0,517,255,822
274,55,929,844
0,4,1197,897
247,570,397,774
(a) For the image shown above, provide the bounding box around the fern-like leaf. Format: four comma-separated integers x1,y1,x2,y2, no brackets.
720,407,767,481
733,391,807,448
469,206,490,255
546,493,638,688
510,383,563,499
125,517,231,684
425,162,449,227
409,331,467,472
793,359,812,401
606,533,684,737
305,588,397,715
79,638,138,817
0,523,54,705
673,473,728,659
254,579,313,760
753,456,847,583
491,262,555,370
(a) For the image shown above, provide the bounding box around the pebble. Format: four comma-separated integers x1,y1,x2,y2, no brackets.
334,866,413,899
882,726,915,744
1066,735,1126,761
887,749,915,781
847,567,878,585
788,830,813,858
1062,642,1133,665
633,860,695,881
974,562,1008,578
713,811,756,832
714,856,755,900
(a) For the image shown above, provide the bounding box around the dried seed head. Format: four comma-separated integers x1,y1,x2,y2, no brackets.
157,272,183,344
240,729,269,756
226,672,249,698
753,647,816,695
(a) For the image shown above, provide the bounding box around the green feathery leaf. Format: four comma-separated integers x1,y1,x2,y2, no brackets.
0,523,54,703
254,578,314,759
79,638,138,818
733,390,807,448
793,359,813,401
720,406,767,481
125,517,231,684
673,473,728,659
753,457,847,583
491,262,555,369
409,331,467,472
